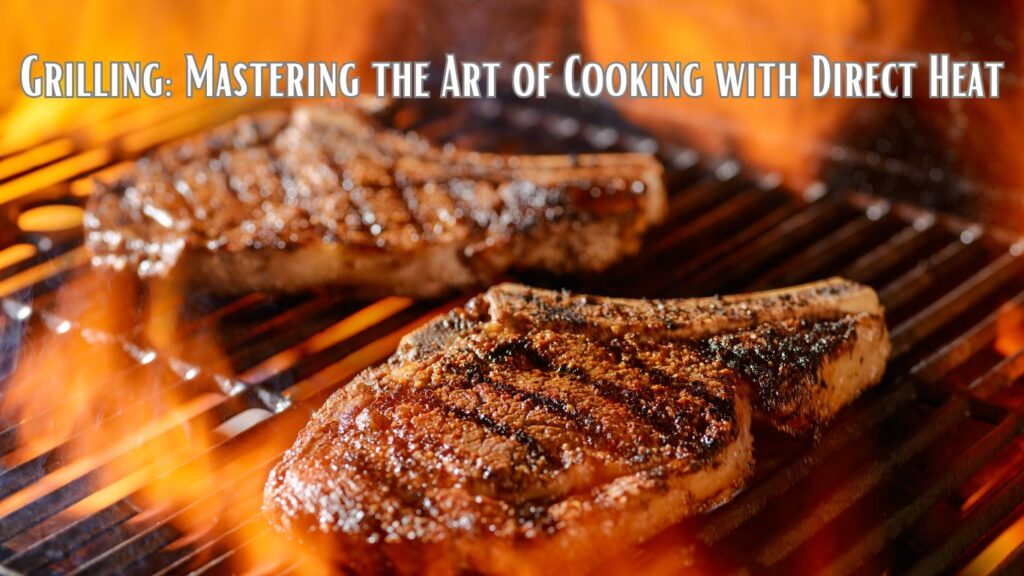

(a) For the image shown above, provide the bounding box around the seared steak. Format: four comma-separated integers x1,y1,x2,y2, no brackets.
263,278,889,574
84,104,666,298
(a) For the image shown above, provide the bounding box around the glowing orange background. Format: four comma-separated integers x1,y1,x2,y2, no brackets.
0,0,390,154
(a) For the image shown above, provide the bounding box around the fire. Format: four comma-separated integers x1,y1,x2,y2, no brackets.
900,2,1024,232
963,513,1024,576
0,0,390,156
0,270,335,574
581,0,923,189
995,301,1024,358
0,242,445,574
0,273,139,465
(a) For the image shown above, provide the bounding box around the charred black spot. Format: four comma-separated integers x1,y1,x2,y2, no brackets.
702,316,856,413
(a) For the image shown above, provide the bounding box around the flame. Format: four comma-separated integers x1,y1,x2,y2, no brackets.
0,248,445,574
0,0,390,156
0,271,332,574
996,302,1024,358
899,3,1024,232
582,0,923,188
962,512,1024,575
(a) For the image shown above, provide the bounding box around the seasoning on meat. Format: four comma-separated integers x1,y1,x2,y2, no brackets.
84,104,666,298
264,278,890,573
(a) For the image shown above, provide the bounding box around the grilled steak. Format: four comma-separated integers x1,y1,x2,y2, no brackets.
84,104,666,298
263,278,889,574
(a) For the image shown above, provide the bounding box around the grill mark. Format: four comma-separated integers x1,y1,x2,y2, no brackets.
399,185,428,243
162,169,200,217
330,412,429,536
555,362,681,441
103,108,661,271
365,378,549,528
254,114,288,144
220,156,252,206
373,186,413,245
402,375,558,469
448,404,553,464
466,338,623,456
366,378,555,522
351,187,381,238
444,179,488,238
604,338,735,421
482,337,552,368
305,131,356,239
600,338,739,456
368,387,453,524
517,341,683,441
332,129,442,243
322,151,371,238
593,336,688,430
328,161,482,246
265,142,295,207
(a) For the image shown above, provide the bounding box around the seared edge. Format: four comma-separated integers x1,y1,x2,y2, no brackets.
486,277,882,339
705,312,890,433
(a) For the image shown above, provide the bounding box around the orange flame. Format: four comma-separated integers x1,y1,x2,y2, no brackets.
0,0,390,156
582,0,924,189
995,301,1024,358
0,270,334,574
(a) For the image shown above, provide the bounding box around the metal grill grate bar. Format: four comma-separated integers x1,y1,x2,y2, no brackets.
890,250,1024,358
823,412,1021,576
909,468,1024,576
752,396,971,566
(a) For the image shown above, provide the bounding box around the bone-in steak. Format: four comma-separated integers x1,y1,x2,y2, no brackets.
84,105,666,297
263,278,889,573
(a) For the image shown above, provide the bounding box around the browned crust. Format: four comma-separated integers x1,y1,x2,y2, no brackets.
83,104,666,297
263,279,890,573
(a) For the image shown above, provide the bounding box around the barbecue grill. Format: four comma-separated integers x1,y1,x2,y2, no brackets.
1,91,1024,576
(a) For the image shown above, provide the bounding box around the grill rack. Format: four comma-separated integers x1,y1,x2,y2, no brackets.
0,97,1022,575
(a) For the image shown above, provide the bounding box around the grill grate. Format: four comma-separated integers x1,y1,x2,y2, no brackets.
0,97,1023,575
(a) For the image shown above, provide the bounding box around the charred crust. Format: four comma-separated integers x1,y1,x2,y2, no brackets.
701,315,859,419
265,281,887,561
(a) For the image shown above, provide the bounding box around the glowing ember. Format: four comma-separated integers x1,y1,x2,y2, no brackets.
0,244,37,270
996,302,1024,358
17,205,85,233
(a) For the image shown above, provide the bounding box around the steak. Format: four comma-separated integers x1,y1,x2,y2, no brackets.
84,104,666,298
263,278,889,574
